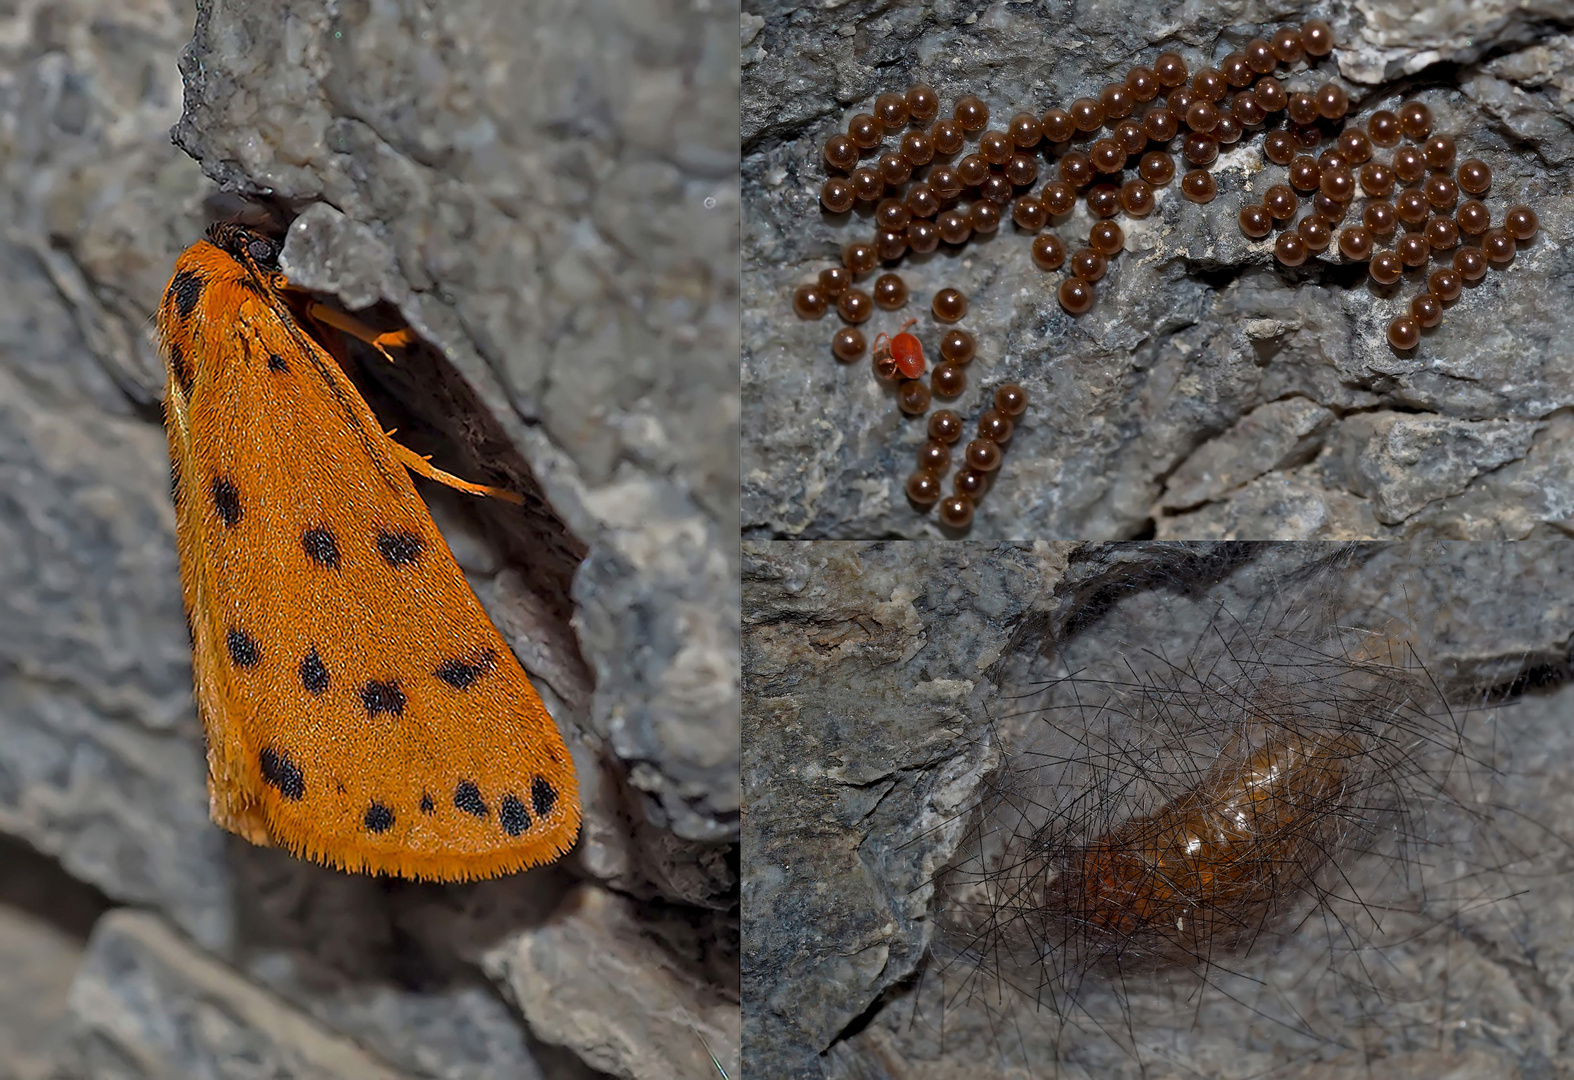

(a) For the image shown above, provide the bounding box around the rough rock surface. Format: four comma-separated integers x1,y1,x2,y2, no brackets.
742,540,1574,1079
0,0,739,1076
482,885,741,1080
742,542,1074,1075
743,0,1574,539
68,910,409,1080
0,838,109,1080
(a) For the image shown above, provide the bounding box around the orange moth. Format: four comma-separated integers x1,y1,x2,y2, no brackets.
157,221,580,880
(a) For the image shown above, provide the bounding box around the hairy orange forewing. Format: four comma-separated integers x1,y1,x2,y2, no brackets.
157,221,580,880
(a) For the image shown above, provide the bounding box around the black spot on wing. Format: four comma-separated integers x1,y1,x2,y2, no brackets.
435,650,497,690
301,527,341,569
531,776,558,818
361,680,405,717
364,802,395,834
210,477,242,527
299,648,329,695
168,270,204,318
226,628,260,668
267,352,288,372
168,341,192,394
500,793,531,836
419,792,435,814
377,530,423,567
259,748,305,800
454,780,488,817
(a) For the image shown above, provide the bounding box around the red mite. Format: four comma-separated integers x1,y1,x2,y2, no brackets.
873,319,926,379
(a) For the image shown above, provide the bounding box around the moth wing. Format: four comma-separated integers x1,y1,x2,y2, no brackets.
164,244,579,880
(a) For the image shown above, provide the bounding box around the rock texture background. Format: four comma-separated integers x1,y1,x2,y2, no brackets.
743,0,1574,539
0,0,739,1076
742,540,1574,1078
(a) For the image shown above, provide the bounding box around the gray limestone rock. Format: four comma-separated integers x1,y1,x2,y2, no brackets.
65,910,407,1080
1333,410,1540,522
0,0,739,1074
0,0,236,952
482,884,741,1080
743,0,1574,539
1154,465,1386,538
742,540,1574,1079
1156,396,1335,512
0,838,108,1080
742,541,1075,1075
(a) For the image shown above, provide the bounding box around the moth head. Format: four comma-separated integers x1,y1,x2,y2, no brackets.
206,222,282,273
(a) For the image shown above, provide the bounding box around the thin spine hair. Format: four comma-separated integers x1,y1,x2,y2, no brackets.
920,546,1553,1078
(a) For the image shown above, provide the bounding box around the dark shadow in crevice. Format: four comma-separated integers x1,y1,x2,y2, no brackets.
824,978,895,1050
0,834,113,941
1182,259,1253,293
1471,644,1574,705
1053,541,1263,642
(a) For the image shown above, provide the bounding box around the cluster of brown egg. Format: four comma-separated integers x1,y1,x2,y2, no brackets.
830,280,1031,529
1240,100,1539,349
785,18,1545,527
792,19,1340,330
908,382,1029,529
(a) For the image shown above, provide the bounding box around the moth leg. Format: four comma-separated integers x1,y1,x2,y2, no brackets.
294,296,519,503
305,303,417,362
384,433,524,504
